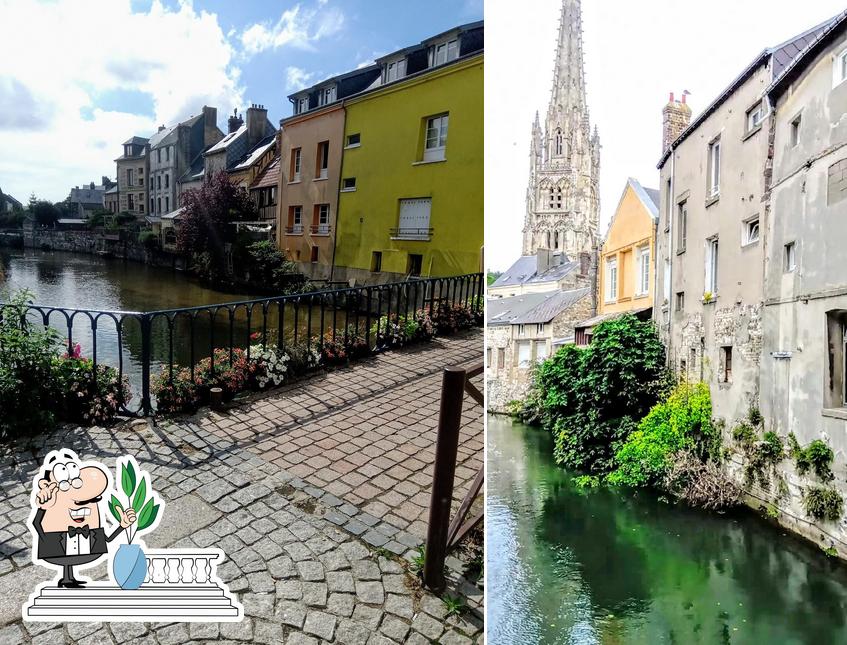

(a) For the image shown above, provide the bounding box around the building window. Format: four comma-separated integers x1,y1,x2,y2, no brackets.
720,346,733,383
128,194,134,210
139,201,144,213
497,347,505,368
371,251,382,272
164,196,169,212
636,245,650,295
677,201,687,252
316,141,329,179
536,342,549,363
407,253,423,276
707,137,721,198
536,323,545,334
150,197,155,213
290,148,302,182
676,291,685,312
157,149,161,163
746,100,766,133
165,174,169,189
296,97,309,114
385,59,406,81
744,218,760,245
834,49,847,87
346,133,361,147
555,129,563,156
665,178,672,231
518,341,531,368
341,177,356,191
705,237,719,294
157,197,161,214
518,324,526,336
826,311,847,407
785,241,796,272
423,113,448,162
790,113,802,147
157,175,161,189
431,39,459,67
548,186,563,209
126,168,134,186
314,204,329,234
318,86,336,106
289,205,303,233
310,246,319,263
397,198,432,239
605,257,618,303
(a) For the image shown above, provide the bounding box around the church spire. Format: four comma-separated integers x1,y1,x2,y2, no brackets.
549,0,587,119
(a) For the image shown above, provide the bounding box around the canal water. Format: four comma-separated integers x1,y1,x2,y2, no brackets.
0,249,333,410
487,414,847,645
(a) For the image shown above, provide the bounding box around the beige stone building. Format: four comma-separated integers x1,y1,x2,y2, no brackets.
115,137,148,216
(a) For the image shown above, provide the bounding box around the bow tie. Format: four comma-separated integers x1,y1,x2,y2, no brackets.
67,525,90,538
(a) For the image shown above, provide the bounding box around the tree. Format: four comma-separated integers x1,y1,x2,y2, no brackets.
30,200,59,228
177,170,258,283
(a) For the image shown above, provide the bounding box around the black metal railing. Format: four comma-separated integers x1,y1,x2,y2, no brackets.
0,273,484,418
389,227,434,241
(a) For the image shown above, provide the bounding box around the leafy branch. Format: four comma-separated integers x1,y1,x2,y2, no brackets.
108,459,160,543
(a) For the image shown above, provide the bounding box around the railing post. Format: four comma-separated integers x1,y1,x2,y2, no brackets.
139,313,153,416
423,366,466,592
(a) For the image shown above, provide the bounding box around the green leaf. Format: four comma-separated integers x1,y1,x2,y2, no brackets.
145,503,161,530
136,498,155,530
108,494,123,524
132,477,147,513
121,461,136,498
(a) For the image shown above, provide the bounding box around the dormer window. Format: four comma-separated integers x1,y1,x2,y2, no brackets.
385,59,407,82
125,145,131,157
295,97,309,114
430,38,459,67
318,86,336,107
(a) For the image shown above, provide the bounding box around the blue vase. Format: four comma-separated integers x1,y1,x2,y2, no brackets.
113,543,146,590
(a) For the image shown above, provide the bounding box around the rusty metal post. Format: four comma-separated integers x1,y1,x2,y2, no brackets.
423,367,466,592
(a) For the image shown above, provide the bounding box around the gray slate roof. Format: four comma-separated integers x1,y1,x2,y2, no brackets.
490,253,578,289
487,288,591,326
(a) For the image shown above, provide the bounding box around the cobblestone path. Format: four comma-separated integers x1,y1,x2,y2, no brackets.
0,330,484,644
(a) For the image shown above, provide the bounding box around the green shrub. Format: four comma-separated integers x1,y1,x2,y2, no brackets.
524,314,669,473
790,435,834,482
138,230,159,249
0,290,61,438
53,356,129,425
742,430,784,489
803,486,844,522
608,381,715,487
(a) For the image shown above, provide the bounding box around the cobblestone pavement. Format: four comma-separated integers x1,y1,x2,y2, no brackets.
0,330,483,644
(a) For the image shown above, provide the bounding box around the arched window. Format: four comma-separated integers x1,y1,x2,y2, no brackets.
555,129,563,156
554,231,559,249
546,231,551,248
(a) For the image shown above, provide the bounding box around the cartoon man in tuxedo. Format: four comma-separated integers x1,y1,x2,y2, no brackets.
30,450,136,588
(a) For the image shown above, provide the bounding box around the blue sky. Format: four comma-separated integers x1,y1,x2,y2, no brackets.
0,0,482,202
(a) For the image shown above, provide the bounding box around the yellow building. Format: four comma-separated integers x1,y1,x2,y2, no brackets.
598,178,659,315
332,25,483,284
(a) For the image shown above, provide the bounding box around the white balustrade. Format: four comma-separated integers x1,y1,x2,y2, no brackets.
141,550,220,585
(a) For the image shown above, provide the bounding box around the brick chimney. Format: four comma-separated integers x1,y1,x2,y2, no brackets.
662,91,692,154
202,105,220,147
246,103,268,147
228,108,243,134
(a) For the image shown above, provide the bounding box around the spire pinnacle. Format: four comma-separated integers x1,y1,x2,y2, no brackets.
549,0,587,117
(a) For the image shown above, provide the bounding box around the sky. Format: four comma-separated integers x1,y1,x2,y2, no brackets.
485,0,847,272
0,0,482,203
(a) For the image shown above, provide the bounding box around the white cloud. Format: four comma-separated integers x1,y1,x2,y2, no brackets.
0,0,245,202
284,66,315,92
240,3,344,56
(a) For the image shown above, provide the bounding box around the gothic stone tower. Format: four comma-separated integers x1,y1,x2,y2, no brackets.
522,0,600,262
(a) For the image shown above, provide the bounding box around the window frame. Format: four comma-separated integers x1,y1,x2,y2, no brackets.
790,113,802,147
707,137,721,198
743,217,760,246
677,200,688,253
745,100,766,133
705,237,719,295
605,257,618,303
290,147,302,182
341,177,356,191
833,48,847,88
345,133,361,148
316,141,329,179
423,113,449,162
784,241,797,272
636,245,650,296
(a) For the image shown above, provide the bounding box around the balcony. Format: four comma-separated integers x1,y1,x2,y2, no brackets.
285,224,304,235
310,224,331,236
25,549,241,620
258,204,277,220
390,227,433,241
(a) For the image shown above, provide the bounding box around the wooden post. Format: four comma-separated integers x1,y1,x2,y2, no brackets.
423,367,466,592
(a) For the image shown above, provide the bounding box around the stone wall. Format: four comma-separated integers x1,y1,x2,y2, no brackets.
23,229,185,270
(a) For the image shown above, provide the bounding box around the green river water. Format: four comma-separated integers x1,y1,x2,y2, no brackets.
487,414,847,645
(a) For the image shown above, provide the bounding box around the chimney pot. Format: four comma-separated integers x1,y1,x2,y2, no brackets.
681,93,687,104
669,91,674,103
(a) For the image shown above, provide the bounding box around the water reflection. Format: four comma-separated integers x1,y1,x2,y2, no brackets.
0,249,338,409
487,414,847,644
